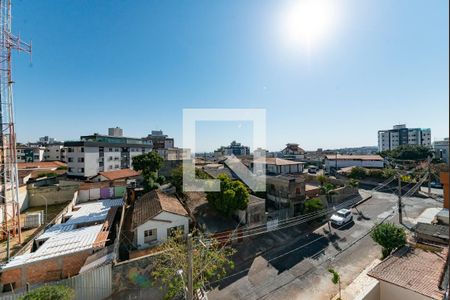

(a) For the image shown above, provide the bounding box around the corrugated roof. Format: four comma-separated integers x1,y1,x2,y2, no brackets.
368,246,448,299
132,190,188,229
2,199,123,270
3,224,104,269
325,154,383,161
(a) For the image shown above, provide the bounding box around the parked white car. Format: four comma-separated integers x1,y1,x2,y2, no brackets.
330,209,353,226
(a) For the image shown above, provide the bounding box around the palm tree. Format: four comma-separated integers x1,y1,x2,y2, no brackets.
347,179,359,188
320,183,336,203
317,174,328,186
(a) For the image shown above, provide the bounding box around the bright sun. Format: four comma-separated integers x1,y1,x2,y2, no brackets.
280,0,336,52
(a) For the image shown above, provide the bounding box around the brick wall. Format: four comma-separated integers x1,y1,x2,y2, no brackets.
0,250,91,290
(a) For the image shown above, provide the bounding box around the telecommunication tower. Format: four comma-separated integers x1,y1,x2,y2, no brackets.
0,0,31,246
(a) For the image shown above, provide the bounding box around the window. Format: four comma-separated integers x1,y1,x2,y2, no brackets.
167,225,184,238
68,157,73,162
144,229,157,243
79,168,84,173
2,282,15,293
80,147,84,152
68,147,73,152
68,167,73,172
78,157,84,163
109,148,113,152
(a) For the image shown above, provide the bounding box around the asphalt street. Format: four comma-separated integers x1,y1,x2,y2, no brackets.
208,190,442,300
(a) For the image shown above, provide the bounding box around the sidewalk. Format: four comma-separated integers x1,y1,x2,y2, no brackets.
332,259,381,300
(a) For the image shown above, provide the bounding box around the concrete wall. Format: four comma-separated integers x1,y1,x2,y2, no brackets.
135,211,189,249
27,185,79,207
379,281,432,300
330,186,359,204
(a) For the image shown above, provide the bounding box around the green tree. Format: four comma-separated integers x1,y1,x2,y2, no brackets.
132,151,164,192
152,229,235,300
348,167,367,179
380,144,432,161
316,174,328,186
371,222,406,258
320,183,336,203
170,165,210,195
20,285,74,300
328,268,341,300
303,198,325,215
206,174,249,217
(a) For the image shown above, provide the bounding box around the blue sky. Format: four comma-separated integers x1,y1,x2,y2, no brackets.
12,0,449,151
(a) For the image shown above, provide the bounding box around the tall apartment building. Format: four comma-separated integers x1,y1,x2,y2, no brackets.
214,141,250,158
65,133,153,178
378,124,431,152
108,127,123,137
143,130,174,149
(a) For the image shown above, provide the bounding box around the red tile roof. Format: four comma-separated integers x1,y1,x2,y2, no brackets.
132,190,188,229
99,169,140,181
368,246,448,299
18,161,66,169
253,157,305,166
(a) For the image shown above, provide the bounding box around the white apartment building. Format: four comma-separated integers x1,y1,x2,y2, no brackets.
43,144,67,162
378,124,431,152
65,134,152,178
434,138,449,164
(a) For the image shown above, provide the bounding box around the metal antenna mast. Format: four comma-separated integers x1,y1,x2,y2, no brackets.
0,0,31,246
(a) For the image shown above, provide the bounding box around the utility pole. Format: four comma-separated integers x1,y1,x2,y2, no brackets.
398,175,402,224
187,233,193,300
427,155,431,196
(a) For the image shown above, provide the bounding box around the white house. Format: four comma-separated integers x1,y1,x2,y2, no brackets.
131,190,189,249
325,154,384,172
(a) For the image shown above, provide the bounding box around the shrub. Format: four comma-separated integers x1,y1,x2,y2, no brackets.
20,285,74,300
36,172,58,178
367,169,384,179
303,198,325,215
382,168,396,179
348,167,367,179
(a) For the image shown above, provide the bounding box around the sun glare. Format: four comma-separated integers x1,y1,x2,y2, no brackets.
280,0,337,52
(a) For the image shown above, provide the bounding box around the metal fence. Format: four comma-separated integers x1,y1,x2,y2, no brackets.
0,264,112,300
